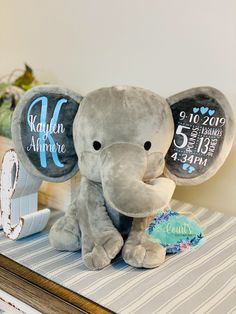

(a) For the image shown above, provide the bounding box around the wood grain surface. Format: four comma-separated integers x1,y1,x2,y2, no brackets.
0,138,110,313
0,254,113,314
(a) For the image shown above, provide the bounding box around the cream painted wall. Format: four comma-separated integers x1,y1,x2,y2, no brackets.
0,0,235,215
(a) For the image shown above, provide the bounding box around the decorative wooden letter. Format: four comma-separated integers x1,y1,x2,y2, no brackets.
0,149,50,240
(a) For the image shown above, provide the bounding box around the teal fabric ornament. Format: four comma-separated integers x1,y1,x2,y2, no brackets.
146,209,204,253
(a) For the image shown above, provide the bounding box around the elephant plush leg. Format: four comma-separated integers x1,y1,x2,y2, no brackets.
122,216,166,268
81,229,120,270
49,194,81,251
80,208,124,270
79,177,124,270
49,214,81,251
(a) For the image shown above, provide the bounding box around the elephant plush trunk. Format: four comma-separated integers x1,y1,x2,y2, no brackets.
100,143,175,218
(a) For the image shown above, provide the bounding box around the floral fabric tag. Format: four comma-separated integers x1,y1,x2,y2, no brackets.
146,209,204,253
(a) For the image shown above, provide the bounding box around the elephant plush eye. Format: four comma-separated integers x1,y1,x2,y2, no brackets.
144,141,152,151
93,141,102,151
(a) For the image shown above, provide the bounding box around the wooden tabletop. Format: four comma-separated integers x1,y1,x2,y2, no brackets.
0,254,113,314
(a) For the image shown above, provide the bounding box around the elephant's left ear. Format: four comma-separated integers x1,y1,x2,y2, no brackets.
11,86,83,182
164,87,235,185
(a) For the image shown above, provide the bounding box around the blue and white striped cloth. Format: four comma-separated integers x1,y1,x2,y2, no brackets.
0,200,235,314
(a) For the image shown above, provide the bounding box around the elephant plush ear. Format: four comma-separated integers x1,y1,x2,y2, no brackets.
11,85,83,182
164,87,235,185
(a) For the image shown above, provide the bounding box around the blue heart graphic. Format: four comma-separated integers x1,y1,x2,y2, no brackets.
188,166,195,173
193,107,199,113
200,106,209,115
183,163,190,170
208,109,215,116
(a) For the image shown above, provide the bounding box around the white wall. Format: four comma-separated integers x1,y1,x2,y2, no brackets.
1,0,236,215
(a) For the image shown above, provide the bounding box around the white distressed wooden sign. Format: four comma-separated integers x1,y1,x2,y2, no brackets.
0,149,50,240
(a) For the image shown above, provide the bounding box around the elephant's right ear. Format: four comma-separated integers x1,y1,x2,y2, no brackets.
164,87,235,185
11,85,83,182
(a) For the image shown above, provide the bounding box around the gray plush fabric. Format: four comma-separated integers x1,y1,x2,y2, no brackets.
20,84,232,270
50,86,176,270
11,85,82,182
164,86,235,185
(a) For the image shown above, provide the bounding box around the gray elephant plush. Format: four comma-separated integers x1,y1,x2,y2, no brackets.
11,85,234,270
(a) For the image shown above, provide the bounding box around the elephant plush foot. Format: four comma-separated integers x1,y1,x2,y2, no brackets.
83,231,124,270
49,216,81,252
122,236,166,268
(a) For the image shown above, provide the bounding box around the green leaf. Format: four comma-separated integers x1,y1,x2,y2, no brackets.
0,83,9,98
25,63,33,73
0,100,13,138
13,63,35,90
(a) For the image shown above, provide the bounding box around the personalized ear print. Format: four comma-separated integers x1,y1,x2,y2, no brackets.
11,86,82,182
164,87,235,185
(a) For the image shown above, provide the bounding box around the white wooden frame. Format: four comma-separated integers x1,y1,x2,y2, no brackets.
0,149,50,240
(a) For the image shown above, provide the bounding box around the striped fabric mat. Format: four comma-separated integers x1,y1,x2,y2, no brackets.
0,200,235,314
